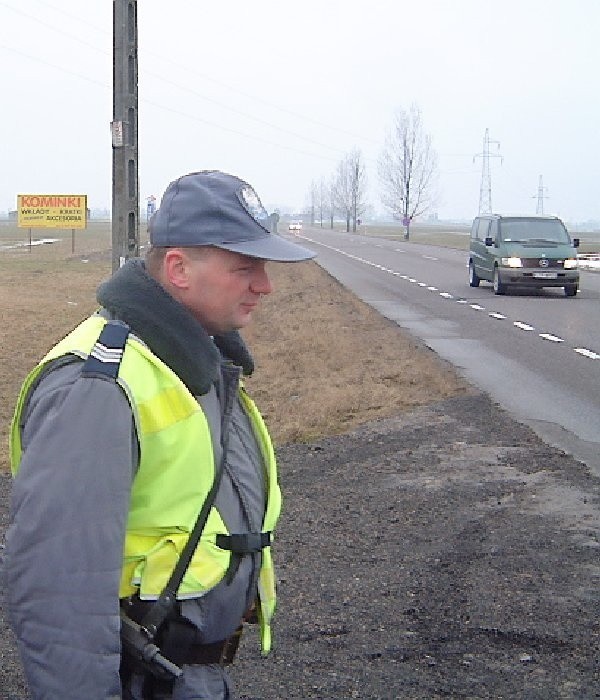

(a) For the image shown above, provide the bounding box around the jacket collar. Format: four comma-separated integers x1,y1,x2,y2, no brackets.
96,258,254,396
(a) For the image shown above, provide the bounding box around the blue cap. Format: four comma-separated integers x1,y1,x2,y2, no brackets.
149,170,315,262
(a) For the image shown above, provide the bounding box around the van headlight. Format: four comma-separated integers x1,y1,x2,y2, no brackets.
563,258,578,269
501,257,522,268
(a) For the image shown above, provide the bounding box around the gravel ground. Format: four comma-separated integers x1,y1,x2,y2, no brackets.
2,392,599,699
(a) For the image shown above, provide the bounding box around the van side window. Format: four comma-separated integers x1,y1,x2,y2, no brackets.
470,219,479,239
477,219,490,241
489,220,499,241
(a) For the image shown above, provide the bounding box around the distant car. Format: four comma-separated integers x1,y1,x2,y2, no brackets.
288,221,303,232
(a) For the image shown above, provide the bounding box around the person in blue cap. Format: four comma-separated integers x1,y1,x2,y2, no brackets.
6,171,315,700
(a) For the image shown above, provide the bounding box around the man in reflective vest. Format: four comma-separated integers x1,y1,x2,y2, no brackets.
6,171,315,699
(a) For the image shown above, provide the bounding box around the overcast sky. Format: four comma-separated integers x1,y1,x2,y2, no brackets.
1,0,598,223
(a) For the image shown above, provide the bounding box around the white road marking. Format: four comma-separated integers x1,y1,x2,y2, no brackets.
301,237,597,365
539,334,564,343
422,255,438,261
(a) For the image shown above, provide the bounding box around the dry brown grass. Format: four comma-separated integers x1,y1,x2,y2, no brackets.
0,225,466,472
243,262,466,442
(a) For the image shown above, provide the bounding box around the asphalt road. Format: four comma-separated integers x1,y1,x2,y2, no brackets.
295,228,600,476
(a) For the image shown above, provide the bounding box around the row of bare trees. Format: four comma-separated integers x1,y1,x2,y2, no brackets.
306,149,368,234
305,105,437,240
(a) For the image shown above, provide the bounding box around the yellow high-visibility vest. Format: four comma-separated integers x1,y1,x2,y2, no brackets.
10,315,281,653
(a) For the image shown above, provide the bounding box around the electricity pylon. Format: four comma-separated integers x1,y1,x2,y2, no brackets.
473,128,502,214
533,175,548,215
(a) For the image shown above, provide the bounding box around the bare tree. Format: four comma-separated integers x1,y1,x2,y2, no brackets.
333,159,352,232
318,178,327,228
333,149,368,233
328,174,336,229
349,149,368,232
306,180,319,226
378,105,437,240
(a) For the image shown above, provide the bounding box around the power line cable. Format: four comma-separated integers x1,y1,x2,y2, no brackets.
0,41,340,164
0,0,108,55
0,43,110,89
139,70,349,155
141,96,340,163
0,1,350,156
0,0,379,147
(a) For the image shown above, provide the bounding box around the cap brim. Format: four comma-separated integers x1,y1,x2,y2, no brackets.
216,234,316,262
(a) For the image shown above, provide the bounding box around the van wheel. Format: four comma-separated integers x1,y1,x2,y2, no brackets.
468,261,480,287
493,267,506,295
564,284,578,297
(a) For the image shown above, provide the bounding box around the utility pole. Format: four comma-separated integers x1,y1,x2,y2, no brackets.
474,128,502,214
533,175,548,215
111,0,139,272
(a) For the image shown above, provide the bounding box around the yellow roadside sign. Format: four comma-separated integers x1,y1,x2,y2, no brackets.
17,194,88,229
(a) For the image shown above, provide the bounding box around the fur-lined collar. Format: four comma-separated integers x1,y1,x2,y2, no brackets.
96,258,254,395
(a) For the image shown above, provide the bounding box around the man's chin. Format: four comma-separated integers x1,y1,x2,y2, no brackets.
221,313,253,334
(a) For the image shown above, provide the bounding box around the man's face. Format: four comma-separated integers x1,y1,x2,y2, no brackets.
170,247,273,335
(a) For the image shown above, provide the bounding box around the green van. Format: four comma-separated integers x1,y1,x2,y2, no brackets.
468,214,580,296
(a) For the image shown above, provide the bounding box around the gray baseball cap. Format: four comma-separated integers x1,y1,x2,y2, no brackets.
148,170,315,262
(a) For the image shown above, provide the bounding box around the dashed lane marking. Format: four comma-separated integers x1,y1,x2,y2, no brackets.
539,334,564,343
297,236,600,362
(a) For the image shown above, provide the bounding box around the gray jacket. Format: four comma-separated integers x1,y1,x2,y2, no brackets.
5,260,268,699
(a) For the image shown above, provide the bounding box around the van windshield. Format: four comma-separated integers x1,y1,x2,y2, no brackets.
499,218,570,244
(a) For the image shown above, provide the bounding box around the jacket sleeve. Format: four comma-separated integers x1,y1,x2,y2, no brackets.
5,361,137,700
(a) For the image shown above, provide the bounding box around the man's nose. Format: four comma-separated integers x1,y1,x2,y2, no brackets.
252,268,273,295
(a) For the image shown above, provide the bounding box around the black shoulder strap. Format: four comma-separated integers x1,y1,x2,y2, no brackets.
81,320,130,379
139,396,235,640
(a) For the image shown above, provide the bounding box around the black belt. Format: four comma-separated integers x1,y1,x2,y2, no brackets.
121,598,244,669
176,625,244,666
159,619,244,668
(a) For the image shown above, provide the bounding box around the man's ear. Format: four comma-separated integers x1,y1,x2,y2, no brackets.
163,248,190,289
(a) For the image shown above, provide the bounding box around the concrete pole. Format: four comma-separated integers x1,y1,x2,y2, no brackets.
111,0,139,272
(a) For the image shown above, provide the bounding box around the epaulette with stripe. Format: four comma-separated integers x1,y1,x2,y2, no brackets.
81,320,130,379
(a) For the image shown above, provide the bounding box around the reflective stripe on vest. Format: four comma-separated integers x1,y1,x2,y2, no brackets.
10,315,281,653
